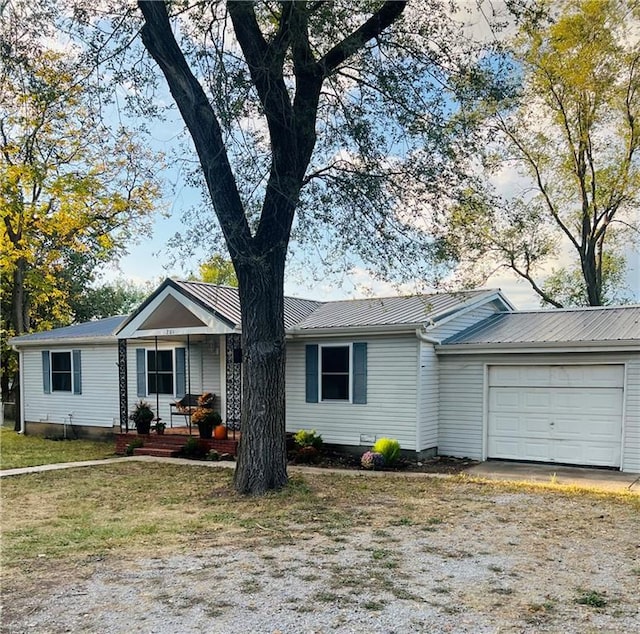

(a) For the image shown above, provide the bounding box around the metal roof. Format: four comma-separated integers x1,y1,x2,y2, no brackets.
172,280,323,330
291,289,493,330
442,306,640,347
9,315,128,345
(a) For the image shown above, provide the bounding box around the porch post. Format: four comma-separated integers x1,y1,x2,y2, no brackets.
187,334,192,435
225,333,242,435
118,339,128,432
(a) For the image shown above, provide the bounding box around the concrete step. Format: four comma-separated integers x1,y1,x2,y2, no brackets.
133,447,180,458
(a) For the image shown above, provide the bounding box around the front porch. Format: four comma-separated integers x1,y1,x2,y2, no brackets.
115,427,239,458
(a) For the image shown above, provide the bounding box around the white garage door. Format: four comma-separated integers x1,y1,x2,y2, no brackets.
488,365,624,467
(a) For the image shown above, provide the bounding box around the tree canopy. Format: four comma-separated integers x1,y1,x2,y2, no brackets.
439,0,640,306
1,4,162,411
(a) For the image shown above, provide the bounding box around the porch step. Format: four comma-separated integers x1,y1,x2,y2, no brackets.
133,447,180,458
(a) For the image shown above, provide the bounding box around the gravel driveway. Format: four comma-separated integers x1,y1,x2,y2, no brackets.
2,487,638,634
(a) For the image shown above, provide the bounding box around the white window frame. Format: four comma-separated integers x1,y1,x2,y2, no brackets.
50,350,74,393
319,343,352,403
146,349,175,396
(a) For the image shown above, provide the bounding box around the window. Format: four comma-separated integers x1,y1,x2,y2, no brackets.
321,345,350,401
51,352,72,392
42,350,81,394
147,350,174,395
305,342,367,404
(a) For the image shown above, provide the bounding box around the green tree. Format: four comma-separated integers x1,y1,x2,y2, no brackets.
0,10,162,419
195,255,238,287
132,0,507,494
440,0,640,307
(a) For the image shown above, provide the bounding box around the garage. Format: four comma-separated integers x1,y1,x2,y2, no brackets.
488,364,624,467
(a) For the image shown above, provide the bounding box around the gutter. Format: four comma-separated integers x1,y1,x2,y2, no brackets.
286,322,424,338
436,340,640,355
10,336,118,349
416,327,441,345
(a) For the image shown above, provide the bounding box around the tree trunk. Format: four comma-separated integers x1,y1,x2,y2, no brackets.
10,259,28,430
233,254,288,494
581,242,602,306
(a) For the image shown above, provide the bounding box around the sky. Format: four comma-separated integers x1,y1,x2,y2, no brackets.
100,1,640,310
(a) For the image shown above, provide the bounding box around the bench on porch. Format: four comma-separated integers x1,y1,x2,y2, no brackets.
170,392,216,427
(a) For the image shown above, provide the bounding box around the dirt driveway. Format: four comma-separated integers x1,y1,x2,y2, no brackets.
1,464,639,633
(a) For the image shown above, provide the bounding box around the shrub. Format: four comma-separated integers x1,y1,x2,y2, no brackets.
294,445,320,464
124,438,144,456
181,437,209,459
372,438,401,465
361,451,385,470
294,429,323,450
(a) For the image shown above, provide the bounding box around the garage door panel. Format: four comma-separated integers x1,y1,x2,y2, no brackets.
488,365,623,468
489,364,625,388
554,441,620,467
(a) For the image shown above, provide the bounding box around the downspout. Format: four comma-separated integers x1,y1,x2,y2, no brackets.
416,327,441,346
18,349,25,434
415,328,441,456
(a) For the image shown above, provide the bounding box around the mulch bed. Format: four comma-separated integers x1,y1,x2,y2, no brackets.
289,447,478,474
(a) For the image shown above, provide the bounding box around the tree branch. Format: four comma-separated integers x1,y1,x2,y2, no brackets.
318,1,407,77
137,0,252,257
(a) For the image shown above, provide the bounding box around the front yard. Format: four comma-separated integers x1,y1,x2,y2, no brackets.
1,463,638,633
0,425,115,469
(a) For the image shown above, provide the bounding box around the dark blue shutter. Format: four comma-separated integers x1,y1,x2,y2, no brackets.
305,344,318,403
72,350,82,394
42,351,51,394
175,348,186,397
136,349,146,397
352,342,367,404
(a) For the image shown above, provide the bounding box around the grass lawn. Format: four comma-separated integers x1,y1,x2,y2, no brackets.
1,464,638,631
0,425,116,470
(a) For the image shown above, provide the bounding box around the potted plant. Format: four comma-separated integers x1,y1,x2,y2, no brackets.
191,407,222,439
129,400,154,435
152,420,166,435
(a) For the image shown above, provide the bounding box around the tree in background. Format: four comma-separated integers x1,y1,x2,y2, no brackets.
196,255,238,287
439,0,640,306
1,5,162,418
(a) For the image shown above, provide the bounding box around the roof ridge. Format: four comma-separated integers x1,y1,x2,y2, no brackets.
318,288,494,305
500,304,640,314
175,279,324,305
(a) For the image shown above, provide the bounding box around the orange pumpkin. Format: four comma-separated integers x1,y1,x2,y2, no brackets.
214,425,228,440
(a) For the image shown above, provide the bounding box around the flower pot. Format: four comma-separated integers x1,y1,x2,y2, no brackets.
214,425,228,440
198,424,213,440
136,419,151,435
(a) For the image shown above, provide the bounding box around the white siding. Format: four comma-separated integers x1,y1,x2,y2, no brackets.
438,357,485,459
438,351,640,472
126,337,222,422
430,301,504,342
417,341,438,450
22,345,120,428
286,335,419,450
624,360,640,472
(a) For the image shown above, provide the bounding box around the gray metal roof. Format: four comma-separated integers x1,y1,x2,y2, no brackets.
292,289,493,330
9,315,128,345
442,306,640,347
172,280,323,330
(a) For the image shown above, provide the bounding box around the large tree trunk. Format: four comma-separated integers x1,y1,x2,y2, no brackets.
233,253,288,494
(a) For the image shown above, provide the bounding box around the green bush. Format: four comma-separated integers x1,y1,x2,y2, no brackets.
125,438,144,456
180,437,209,460
294,429,323,450
372,438,400,465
